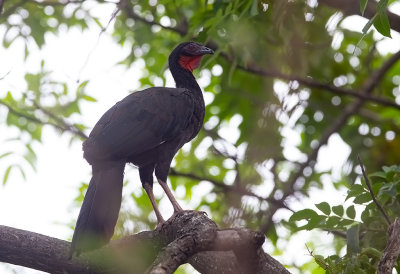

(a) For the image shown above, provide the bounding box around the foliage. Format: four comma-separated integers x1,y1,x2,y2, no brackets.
289,165,400,273
1,0,400,273
362,0,392,38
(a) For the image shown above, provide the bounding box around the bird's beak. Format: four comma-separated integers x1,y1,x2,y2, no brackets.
198,46,214,55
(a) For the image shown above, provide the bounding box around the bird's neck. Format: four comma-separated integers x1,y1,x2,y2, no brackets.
170,62,206,128
170,63,203,99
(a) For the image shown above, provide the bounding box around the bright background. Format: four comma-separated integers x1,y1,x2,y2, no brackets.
1,2,400,273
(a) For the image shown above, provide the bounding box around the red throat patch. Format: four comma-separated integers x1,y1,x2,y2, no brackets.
178,55,203,72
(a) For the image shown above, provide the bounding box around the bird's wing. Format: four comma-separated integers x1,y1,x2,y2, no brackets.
83,87,194,162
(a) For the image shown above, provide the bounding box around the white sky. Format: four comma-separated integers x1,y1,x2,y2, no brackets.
0,3,399,274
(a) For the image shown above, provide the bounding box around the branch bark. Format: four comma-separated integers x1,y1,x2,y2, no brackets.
378,218,400,274
0,211,289,274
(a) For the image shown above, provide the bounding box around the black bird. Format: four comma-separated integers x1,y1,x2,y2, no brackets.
70,42,214,255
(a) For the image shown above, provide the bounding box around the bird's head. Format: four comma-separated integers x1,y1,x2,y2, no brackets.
169,42,214,73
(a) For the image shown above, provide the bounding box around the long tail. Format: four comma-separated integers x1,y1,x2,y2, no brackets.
70,162,125,256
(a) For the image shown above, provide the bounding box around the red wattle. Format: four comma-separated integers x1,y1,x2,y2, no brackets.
178,55,203,72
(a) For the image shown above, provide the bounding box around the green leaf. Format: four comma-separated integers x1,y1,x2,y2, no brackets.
93,18,104,29
332,205,344,216
353,193,372,204
228,58,237,85
325,216,341,228
378,183,396,197
82,95,97,102
346,184,366,200
361,208,370,222
25,73,41,93
347,224,360,254
17,165,26,181
3,166,12,185
76,80,89,95
360,0,368,15
250,0,259,16
315,202,331,215
362,13,377,34
346,205,356,219
0,152,12,159
339,219,355,226
305,215,326,230
373,12,392,38
289,209,318,222
369,171,387,179
267,224,278,246
377,0,389,12
361,247,382,259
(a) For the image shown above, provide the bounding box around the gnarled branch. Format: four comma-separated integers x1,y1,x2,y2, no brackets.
0,211,289,274
378,218,400,274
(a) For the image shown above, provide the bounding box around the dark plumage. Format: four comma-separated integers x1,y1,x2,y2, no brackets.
70,42,214,256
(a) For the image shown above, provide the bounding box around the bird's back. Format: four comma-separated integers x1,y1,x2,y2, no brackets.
82,87,200,167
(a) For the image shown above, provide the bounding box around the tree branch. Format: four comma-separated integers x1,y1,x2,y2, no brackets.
33,101,88,139
218,51,400,110
0,99,88,139
121,0,187,36
358,155,391,226
120,4,400,110
0,211,289,274
378,218,400,274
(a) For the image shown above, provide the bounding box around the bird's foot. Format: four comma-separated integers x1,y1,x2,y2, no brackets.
172,203,183,214
170,209,203,219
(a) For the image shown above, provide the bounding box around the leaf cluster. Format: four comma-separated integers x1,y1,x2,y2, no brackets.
289,165,400,272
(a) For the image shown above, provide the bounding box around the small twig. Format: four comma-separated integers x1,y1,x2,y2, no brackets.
0,100,88,139
76,2,122,83
122,0,187,36
0,70,10,80
32,101,88,139
357,155,391,226
0,0,5,16
305,244,330,270
220,51,400,111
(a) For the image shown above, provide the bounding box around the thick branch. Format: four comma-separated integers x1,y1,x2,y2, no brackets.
378,218,400,274
0,211,289,274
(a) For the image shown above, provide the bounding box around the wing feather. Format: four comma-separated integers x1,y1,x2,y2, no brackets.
83,87,194,163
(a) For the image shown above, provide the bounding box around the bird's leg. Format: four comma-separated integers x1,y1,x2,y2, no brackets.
143,182,165,225
158,179,183,213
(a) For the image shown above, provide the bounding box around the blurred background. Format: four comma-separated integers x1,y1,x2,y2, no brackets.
1,0,400,273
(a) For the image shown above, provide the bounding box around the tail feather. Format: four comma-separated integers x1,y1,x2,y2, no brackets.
70,162,125,256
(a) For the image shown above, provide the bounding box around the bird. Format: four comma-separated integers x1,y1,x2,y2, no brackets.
70,42,214,256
